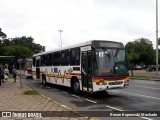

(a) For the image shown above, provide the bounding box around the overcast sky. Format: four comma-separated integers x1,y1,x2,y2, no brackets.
0,0,158,51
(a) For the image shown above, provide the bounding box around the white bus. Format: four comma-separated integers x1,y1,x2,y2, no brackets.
24,58,33,78
32,40,129,93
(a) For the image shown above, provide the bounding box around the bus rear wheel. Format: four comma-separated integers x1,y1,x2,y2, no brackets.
72,79,80,94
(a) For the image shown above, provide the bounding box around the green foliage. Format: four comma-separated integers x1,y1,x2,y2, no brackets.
4,45,33,57
0,27,45,66
9,36,45,54
0,28,45,58
0,28,7,39
125,38,155,65
158,38,160,45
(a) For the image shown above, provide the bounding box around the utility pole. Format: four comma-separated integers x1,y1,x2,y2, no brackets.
156,0,159,77
58,30,64,48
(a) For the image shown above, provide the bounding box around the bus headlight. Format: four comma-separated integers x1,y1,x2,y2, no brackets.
124,80,129,87
124,80,129,83
96,80,107,85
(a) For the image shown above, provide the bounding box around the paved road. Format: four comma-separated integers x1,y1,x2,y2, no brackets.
22,78,160,120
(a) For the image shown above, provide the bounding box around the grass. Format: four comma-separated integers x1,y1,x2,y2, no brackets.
23,89,40,95
130,75,160,80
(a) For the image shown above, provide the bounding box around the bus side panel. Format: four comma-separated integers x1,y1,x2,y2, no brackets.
43,66,81,88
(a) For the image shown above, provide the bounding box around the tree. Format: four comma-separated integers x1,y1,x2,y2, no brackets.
9,36,45,54
4,45,33,57
0,27,46,69
0,28,7,55
0,28,7,40
1,36,45,57
158,38,160,45
125,38,155,65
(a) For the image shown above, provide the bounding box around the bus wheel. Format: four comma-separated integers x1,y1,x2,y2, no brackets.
42,76,47,85
72,80,80,94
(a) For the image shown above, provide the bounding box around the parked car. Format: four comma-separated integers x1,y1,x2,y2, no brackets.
134,65,142,70
146,65,160,72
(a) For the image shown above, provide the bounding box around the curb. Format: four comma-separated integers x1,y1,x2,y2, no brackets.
23,84,98,120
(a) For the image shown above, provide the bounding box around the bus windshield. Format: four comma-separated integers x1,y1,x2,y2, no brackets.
94,48,128,76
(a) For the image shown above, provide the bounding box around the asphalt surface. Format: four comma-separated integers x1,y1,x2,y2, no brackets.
22,76,160,120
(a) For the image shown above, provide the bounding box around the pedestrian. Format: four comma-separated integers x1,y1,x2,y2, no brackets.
4,65,9,81
1,66,5,83
12,67,18,83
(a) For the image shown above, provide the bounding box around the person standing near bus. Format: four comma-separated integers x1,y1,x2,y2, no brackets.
4,65,9,81
12,67,18,83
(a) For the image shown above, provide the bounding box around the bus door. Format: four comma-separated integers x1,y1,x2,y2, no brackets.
81,46,93,92
36,57,40,80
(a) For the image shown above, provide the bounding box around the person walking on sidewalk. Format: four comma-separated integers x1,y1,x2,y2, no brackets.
12,67,18,83
4,65,9,81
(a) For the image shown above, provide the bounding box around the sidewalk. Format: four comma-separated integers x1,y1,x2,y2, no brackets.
0,79,93,120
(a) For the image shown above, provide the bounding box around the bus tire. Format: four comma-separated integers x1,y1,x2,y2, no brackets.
72,79,80,94
42,75,47,85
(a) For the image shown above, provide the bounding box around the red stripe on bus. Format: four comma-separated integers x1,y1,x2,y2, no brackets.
93,75,129,80
70,73,81,76
32,71,81,76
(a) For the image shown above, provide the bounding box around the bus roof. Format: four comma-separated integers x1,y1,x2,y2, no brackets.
33,40,123,57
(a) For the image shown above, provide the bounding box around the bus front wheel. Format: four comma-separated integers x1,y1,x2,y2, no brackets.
72,79,80,94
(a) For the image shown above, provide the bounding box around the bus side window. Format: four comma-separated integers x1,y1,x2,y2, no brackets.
41,55,46,66
46,53,52,66
70,48,80,65
53,52,61,66
61,50,69,66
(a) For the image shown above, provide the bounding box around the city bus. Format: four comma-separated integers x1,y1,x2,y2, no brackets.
32,40,129,93
24,58,33,78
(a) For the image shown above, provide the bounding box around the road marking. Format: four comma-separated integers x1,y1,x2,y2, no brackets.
61,105,72,110
72,95,80,98
62,91,69,95
111,90,160,100
130,85,160,90
141,117,153,120
85,99,97,104
106,105,123,111
24,85,33,90
41,94,52,100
